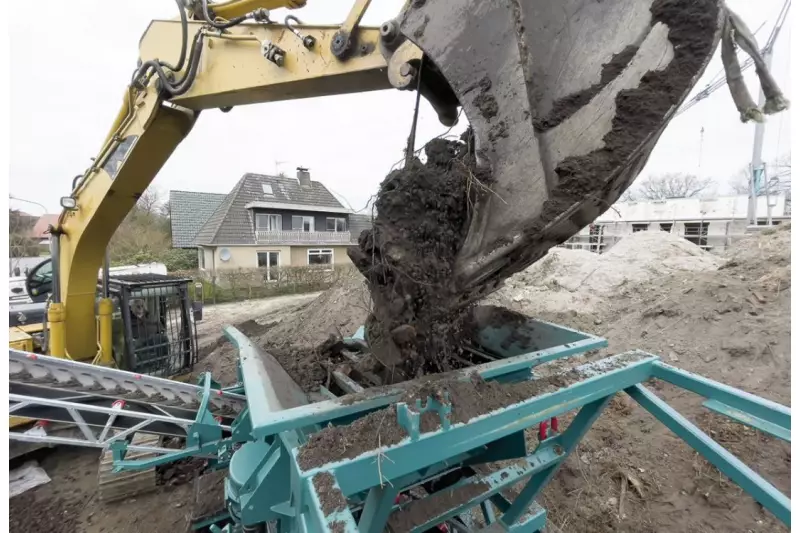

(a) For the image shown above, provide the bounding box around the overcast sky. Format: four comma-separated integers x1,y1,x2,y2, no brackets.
8,0,792,215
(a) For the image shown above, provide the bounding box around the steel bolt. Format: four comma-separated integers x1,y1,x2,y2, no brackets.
380,21,399,41
400,64,417,78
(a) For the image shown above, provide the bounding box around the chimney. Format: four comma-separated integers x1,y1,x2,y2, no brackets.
297,167,311,189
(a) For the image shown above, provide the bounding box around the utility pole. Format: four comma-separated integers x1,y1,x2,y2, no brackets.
747,52,771,226
747,0,790,225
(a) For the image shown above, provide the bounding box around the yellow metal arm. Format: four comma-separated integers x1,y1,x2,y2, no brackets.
55,14,418,359
207,0,306,20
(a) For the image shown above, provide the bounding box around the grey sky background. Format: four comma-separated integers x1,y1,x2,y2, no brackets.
8,0,792,216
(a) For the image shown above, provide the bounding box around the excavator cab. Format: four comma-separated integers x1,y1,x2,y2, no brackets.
8,258,200,378
108,274,198,378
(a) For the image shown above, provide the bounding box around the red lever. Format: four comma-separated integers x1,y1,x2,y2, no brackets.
538,417,560,441
538,421,548,441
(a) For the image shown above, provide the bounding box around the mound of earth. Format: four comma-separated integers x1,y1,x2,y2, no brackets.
486,231,724,317
260,267,370,349
537,226,790,533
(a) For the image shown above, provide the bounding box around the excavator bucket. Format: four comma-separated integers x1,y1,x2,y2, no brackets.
398,0,724,293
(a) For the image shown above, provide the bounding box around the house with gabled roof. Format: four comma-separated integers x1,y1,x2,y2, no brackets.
170,168,373,277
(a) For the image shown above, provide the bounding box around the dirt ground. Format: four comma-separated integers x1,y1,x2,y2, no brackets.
10,227,790,532
195,292,321,352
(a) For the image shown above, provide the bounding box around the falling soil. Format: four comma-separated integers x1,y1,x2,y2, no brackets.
348,135,488,381
312,472,348,516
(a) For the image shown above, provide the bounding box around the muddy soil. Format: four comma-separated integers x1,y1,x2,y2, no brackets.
194,293,322,354
296,352,644,471
348,135,488,382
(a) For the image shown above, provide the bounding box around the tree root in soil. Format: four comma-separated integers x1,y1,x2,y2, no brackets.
348,133,489,382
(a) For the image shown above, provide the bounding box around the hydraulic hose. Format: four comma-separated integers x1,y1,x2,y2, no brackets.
201,0,248,29
158,0,189,73
134,29,204,96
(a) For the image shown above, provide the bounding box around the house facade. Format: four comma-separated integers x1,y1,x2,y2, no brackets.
170,169,373,276
562,193,788,254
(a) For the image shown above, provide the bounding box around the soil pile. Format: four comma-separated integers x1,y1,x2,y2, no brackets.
487,231,723,316
348,136,487,381
260,267,370,349
537,225,791,533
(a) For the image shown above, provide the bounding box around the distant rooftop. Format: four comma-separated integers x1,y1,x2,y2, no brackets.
176,171,349,246
169,190,227,248
598,194,788,223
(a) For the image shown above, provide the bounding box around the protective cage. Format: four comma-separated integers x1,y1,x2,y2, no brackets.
109,274,198,377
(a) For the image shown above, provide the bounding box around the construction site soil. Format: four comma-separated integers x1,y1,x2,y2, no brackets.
348,135,485,382
11,226,790,532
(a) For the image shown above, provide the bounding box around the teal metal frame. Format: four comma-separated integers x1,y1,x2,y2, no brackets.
107,314,791,533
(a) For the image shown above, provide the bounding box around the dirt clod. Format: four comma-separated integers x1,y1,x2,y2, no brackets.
348,136,488,381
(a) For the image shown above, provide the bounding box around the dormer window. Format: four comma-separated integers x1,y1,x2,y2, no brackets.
262,184,274,197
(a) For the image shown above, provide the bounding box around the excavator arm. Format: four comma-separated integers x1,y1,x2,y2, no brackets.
53,0,437,359
51,0,783,361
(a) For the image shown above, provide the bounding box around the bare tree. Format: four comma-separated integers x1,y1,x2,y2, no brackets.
635,173,713,200
728,154,791,196
728,166,752,195
136,187,162,215
620,188,638,203
9,210,40,274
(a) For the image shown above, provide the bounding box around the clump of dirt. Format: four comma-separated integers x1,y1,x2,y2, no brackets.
348,135,488,381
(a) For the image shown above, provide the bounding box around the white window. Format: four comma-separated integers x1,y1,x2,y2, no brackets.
257,251,280,281
198,248,205,269
256,214,282,232
308,249,333,268
262,184,274,196
326,217,346,232
292,216,315,232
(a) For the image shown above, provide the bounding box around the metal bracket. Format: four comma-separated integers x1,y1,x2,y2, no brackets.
331,0,373,59
285,15,316,49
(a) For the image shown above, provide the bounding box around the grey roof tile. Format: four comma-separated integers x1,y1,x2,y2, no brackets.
169,190,227,248
194,173,348,246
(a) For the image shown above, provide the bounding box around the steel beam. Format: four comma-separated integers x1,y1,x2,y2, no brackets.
651,362,790,431
627,384,790,527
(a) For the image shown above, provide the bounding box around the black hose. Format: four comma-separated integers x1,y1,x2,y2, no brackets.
132,0,249,96
201,0,248,29
158,0,189,73
168,31,206,95
134,29,204,96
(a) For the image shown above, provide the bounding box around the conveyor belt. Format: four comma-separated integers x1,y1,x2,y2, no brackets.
8,349,244,454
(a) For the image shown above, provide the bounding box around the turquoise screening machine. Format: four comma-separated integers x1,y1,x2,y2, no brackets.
8,306,791,532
